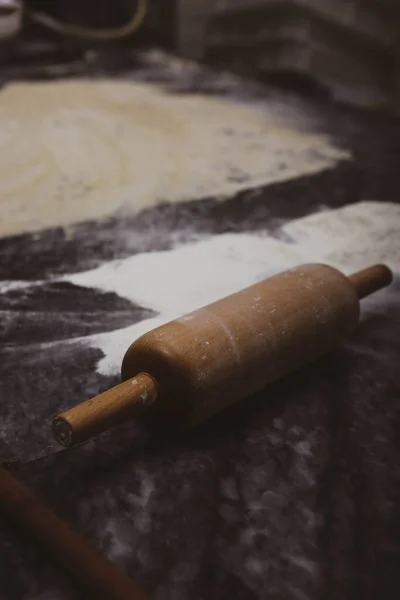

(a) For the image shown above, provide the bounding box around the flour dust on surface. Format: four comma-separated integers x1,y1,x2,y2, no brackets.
22,199,397,376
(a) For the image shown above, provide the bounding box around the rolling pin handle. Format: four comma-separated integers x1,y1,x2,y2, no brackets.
53,373,158,447
348,264,393,299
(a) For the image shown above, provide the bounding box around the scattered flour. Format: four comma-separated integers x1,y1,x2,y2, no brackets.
0,280,38,294
101,472,155,563
60,200,399,376
0,200,396,371
65,233,301,315
0,79,348,237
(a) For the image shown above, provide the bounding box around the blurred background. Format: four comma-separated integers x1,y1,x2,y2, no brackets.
0,0,399,111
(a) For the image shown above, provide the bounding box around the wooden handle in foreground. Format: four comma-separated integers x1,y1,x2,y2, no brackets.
53,263,393,448
0,466,150,600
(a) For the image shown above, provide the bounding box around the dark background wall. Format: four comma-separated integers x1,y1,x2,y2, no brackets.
3,0,400,111
25,0,176,49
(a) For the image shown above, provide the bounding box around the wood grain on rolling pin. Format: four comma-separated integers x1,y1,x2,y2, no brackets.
121,263,360,426
54,263,392,446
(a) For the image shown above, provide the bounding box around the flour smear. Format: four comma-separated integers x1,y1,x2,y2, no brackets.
0,79,348,237
60,200,399,376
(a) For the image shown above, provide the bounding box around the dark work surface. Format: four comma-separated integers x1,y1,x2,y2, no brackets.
0,50,399,600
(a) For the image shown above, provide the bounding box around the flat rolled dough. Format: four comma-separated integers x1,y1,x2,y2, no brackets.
0,79,348,237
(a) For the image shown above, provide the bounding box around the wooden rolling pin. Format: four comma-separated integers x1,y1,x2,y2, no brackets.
53,263,393,447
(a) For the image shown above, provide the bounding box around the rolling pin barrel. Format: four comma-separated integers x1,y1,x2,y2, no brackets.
53,263,392,446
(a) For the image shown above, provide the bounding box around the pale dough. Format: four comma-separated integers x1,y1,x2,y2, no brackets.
0,79,348,237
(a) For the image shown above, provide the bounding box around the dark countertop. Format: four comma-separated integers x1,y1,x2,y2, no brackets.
0,50,399,600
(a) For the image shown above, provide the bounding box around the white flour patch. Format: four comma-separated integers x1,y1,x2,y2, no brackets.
60,200,399,376
65,233,301,315
282,200,400,272
0,280,39,294
0,79,348,237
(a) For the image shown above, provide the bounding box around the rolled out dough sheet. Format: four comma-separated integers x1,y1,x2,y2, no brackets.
0,79,348,238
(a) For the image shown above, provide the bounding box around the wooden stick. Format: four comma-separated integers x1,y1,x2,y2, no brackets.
348,264,393,299
0,466,151,600
53,372,157,447
52,263,394,448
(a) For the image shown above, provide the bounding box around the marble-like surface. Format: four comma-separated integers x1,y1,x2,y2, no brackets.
0,51,399,600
